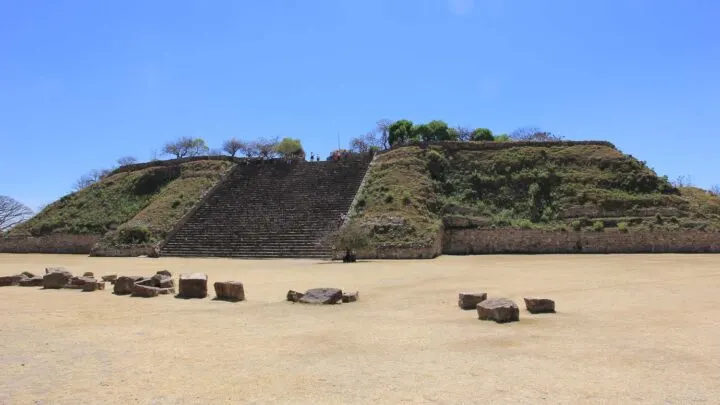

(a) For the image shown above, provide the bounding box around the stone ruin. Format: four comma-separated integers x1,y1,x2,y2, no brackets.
286,288,359,305
113,270,175,297
0,267,108,290
458,292,557,324
214,281,245,302
177,273,207,299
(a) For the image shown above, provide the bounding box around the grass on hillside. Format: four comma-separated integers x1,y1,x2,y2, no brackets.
12,160,234,244
350,147,442,246
350,143,720,246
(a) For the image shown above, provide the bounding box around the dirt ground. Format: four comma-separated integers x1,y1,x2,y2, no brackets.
0,254,719,405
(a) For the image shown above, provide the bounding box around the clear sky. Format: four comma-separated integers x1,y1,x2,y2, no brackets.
1,0,718,211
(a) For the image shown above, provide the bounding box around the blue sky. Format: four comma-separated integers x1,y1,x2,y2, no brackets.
1,0,718,211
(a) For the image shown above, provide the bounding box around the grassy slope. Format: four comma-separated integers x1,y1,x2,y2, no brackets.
351,147,442,246
351,143,720,246
12,160,234,244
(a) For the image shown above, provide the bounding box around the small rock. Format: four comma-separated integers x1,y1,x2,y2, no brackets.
342,291,359,303
151,273,174,288
156,270,172,278
298,288,343,305
477,298,520,323
82,272,94,277
131,283,159,298
0,275,25,287
286,290,304,302
43,271,72,289
524,298,555,314
19,276,44,287
214,281,245,301
178,273,208,299
21,271,36,278
101,274,118,284
113,276,145,295
69,276,95,286
82,280,106,292
458,292,487,310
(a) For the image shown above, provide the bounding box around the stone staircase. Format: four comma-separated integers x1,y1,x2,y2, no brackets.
160,157,371,258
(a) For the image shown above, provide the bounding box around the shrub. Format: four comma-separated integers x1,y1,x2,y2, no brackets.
592,221,605,232
116,224,152,244
618,222,629,233
571,220,582,231
516,219,533,229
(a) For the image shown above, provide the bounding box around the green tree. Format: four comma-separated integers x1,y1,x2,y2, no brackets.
494,133,511,142
471,128,494,141
273,137,304,158
411,123,431,142
388,119,414,146
427,120,454,141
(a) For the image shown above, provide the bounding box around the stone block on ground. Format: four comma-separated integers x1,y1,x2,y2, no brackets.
524,298,555,314
43,271,71,289
458,292,487,310
19,276,44,287
298,288,343,305
82,272,94,277
286,290,304,302
151,273,174,288
101,274,118,284
156,270,172,278
0,275,25,287
45,267,71,275
342,291,359,303
69,276,95,286
214,281,245,301
113,276,145,295
82,280,106,292
477,298,520,323
21,271,36,278
178,273,208,299
131,283,159,298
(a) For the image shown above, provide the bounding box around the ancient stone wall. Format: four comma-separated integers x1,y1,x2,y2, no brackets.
0,234,100,254
89,244,158,257
443,229,720,254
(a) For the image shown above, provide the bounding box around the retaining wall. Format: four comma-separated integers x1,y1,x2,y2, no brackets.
0,234,100,254
443,229,720,254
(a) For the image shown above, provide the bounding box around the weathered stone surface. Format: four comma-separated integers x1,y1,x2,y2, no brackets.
157,287,175,295
101,274,118,284
342,291,359,303
148,246,161,258
151,273,174,288
45,267,71,275
114,276,145,295
286,290,304,302
458,292,487,310
82,272,94,277
19,276,44,287
298,288,343,305
214,281,245,301
0,275,25,287
477,298,520,323
178,273,208,299
82,280,106,292
43,271,71,289
69,276,95,286
131,283,159,298
21,271,36,278
524,298,555,314
156,270,172,278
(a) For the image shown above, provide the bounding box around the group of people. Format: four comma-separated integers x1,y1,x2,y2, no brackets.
308,153,321,162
